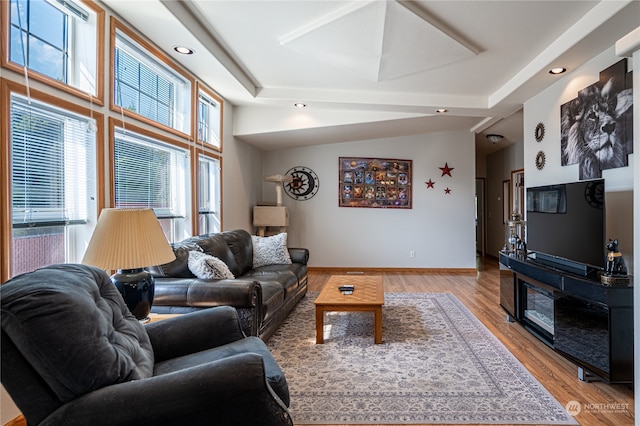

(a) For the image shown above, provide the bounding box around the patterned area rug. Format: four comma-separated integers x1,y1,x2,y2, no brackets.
267,292,577,425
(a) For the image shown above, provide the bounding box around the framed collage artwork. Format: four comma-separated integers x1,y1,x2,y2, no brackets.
339,157,412,208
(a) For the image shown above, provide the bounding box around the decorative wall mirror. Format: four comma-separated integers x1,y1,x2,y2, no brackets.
502,180,511,224
534,122,545,142
510,169,525,217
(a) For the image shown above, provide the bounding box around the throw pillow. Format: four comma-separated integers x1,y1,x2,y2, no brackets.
188,250,235,280
252,233,292,268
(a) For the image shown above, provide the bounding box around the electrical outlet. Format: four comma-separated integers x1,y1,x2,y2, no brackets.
409,250,416,258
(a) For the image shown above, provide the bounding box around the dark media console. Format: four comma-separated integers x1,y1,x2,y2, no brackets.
499,252,634,383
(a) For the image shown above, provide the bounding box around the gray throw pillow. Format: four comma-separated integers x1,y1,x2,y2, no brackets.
251,233,292,268
188,250,235,280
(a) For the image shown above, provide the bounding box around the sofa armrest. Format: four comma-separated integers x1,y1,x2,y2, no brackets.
145,306,246,362
288,248,309,265
154,278,261,308
42,353,293,426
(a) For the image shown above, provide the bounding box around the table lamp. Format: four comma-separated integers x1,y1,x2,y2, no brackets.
82,208,176,320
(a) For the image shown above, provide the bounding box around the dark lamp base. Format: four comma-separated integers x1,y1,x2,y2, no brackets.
111,268,155,320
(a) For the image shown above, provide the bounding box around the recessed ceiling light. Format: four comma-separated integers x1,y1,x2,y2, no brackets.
549,67,567,75
436,108,448,113
174,46,194,55
294,103,307,108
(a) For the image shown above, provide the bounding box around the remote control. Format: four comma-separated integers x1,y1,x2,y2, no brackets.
338,285,354,292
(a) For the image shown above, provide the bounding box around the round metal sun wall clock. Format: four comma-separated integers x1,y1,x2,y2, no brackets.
535,151,546,170
284,166,319,200
534,122,545,142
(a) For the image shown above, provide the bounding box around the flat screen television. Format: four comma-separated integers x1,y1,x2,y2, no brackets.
526,179,605,275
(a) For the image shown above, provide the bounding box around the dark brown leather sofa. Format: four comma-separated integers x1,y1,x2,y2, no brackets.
148,229,308,341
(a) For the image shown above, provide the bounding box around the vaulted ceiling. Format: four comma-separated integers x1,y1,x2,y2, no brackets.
105,0,639,153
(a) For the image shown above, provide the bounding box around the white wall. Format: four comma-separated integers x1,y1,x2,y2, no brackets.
221,105,264,232
523,47,635,274
261,130,477,269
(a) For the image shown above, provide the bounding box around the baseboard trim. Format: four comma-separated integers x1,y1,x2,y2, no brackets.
307,267,476,275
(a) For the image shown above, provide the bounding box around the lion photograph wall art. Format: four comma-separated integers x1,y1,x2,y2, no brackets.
560,59,633,180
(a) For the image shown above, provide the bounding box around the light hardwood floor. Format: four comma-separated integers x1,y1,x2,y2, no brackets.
306,256,635,426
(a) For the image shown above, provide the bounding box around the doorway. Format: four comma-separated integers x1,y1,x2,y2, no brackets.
475,178,486,256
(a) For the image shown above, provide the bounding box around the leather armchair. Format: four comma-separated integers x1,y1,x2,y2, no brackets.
1,264,292,426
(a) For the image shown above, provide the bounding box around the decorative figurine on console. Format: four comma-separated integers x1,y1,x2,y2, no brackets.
503,211,527,256
601,239,630,285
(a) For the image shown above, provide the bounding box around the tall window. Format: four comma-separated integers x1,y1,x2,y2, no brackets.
10,93,97,276
114,27,191,134
197,88,222,150
113,127,191,242
198,154,221,235
9,0,99,96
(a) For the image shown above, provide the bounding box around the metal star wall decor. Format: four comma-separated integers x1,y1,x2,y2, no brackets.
439,162,454,177
425,179,435,189
444,187,452,194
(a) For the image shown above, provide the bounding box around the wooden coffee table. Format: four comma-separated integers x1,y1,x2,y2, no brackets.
314,275,384,344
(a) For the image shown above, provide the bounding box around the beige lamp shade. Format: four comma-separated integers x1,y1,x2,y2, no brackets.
82,208,176,270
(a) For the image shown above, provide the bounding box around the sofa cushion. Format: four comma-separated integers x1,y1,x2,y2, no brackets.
191,233,240,274
188,251,235,280
221,230,254,276
259,282,285,322
0,264,154,403
252,233,292,268
243,269,300,299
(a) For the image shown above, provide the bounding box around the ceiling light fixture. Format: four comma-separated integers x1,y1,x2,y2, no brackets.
548,67,566,75
486,134,504,144
436,108,448,113
174,46,194,55
294,103,307,108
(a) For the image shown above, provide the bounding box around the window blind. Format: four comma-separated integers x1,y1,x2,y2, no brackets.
10,94,94,227
197,154,221,234
114,29,190,133
197,92,220,146
114,128,188,219
198,154,220,214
